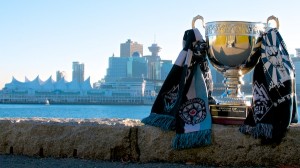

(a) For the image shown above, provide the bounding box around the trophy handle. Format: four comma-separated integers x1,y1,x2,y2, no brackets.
267,15,280,29
192,15,205,29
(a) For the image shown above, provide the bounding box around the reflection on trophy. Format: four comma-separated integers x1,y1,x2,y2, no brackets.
192,15,279,124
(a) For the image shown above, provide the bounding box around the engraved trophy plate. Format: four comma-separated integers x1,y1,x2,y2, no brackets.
192,15,279,125
210,104,248,125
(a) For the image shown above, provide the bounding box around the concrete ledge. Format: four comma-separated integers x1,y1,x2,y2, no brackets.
0,118,299,166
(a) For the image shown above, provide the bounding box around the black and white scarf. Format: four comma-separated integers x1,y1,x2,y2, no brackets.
142,29,213,149
240,28,298,144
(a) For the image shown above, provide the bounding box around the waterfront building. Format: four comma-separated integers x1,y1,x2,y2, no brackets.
0,75,157,105
0,76,94,104
120,39,143,57
91,78,156,104
72,62,85,83
3,76,92,92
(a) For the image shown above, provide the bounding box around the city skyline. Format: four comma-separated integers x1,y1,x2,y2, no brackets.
1,0,300,89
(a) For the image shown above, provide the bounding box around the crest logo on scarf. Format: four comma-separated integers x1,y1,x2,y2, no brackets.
179,98,207,125
252,81,273,121
163,85,179,112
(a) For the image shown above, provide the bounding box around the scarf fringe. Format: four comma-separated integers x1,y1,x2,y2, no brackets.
239,124,254,135
141,113,175,130
239,123,273,139
172,129,211,149
251,123,273,139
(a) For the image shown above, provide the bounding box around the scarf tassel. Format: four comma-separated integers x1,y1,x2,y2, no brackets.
239,124,254,135
240,123,273,139
172,129,211,149
141,113,175,130
251,123,273,139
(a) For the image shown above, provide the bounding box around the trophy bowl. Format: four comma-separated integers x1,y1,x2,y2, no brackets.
192,15,279,100
192,15,279,124
206,20,264,99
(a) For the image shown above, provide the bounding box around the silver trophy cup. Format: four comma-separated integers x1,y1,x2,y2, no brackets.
192,15,279,124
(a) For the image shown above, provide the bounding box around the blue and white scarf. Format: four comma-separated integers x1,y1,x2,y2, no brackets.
172,49,212,149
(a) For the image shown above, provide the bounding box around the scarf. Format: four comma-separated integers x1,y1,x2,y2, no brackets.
172,48,212,149
142,29,212,149
239,28,298,144
141,28,202,130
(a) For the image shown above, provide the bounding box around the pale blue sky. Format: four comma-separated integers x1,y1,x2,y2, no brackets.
0,0,299,89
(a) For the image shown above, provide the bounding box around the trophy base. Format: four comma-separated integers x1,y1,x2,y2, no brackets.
212,116,246,125
210,104,249,125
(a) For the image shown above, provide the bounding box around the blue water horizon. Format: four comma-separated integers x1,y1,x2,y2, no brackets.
0,104,151,120
0,104,299,123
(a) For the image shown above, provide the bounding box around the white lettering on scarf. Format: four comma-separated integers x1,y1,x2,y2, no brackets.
275,93,292,106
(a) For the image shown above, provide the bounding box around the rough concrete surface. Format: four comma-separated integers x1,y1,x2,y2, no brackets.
0,118,299,167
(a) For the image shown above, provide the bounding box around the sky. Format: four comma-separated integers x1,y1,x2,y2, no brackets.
0,0,300,89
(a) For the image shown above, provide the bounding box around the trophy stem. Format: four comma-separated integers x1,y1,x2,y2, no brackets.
221,69,245,100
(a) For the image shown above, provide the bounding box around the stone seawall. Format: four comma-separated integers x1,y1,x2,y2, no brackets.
0,118,299,166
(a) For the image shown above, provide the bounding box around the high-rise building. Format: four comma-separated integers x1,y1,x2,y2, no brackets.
161,60,172,80
129,52,148,78
148,43,161,56
292,57,300,92
144,43,164,80
56,71,66,81
105,53,148,82
105,40,172,82
296,48,300,57
120,39,143,57
105,56,130,82
72,62,84,83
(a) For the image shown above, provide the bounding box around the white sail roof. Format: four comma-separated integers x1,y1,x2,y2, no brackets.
27,76,44,90
54,77,68,91
4,77,24,90
82,77,92,90
4,76,92,92
42,76,55,90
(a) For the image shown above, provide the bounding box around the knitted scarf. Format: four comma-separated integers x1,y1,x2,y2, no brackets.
239,28,298,144
142,29,212,149
172,49,212,149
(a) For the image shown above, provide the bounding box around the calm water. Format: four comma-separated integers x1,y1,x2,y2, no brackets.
0,104,299,123
0,104,151,120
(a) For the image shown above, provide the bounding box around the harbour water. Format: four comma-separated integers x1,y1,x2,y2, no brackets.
0,104,151,120
0,104,299,123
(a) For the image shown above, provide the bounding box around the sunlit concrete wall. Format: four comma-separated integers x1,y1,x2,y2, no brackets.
0,118,299,167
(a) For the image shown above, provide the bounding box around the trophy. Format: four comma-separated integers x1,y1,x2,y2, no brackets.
192,15,279,124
